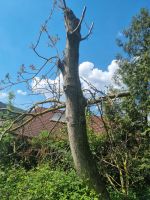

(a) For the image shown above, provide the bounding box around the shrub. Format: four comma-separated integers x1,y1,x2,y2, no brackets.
0,165,98,200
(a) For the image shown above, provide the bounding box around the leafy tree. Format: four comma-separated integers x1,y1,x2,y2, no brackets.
97,8,150,199
116,8,150,130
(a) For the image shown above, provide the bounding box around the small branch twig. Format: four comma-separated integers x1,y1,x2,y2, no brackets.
81,22,94,41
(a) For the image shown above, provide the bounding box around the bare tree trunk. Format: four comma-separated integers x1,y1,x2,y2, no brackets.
59,7,110,200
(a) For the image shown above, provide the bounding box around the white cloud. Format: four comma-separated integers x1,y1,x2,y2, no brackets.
0,92,8,99
31,60,119,99
31,74,63,99
79,60,119,93
17,89,27,96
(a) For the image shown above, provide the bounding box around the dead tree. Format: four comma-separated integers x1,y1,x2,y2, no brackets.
57,2,110,199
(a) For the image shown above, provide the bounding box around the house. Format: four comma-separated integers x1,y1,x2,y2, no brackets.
16,107,105,138
16,107,66,138
0,102,105,138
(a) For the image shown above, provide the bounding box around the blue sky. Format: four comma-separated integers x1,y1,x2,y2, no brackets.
0,0,149,108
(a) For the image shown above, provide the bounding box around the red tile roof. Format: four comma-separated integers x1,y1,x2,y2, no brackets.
16,107,105,137
90,115,105,134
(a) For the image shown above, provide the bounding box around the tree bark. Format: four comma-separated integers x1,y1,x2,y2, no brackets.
59,7,110,199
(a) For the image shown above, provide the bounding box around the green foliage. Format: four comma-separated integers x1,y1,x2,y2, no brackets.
0,131,73,170
1,130,150,199
30,131,73,170
98,9,150,198
0,133,37,170
0,165,98,200
116,8,150,130
109,189,138,200
0,133,15,168
87,127,150,199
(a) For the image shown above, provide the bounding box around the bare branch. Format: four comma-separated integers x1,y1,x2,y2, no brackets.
32,45,49,61
81,77,105,96
81,22,94,41
71,6,86,34
62,0,67,9
29,98,64,112
32,2,57,60
87,91,131,105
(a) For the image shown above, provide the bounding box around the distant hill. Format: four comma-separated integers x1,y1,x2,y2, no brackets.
0,102,7,108
0,101,24,113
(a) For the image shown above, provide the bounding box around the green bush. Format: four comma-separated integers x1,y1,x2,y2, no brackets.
0,131,73,170
0,165,98,200
30,131,73,170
